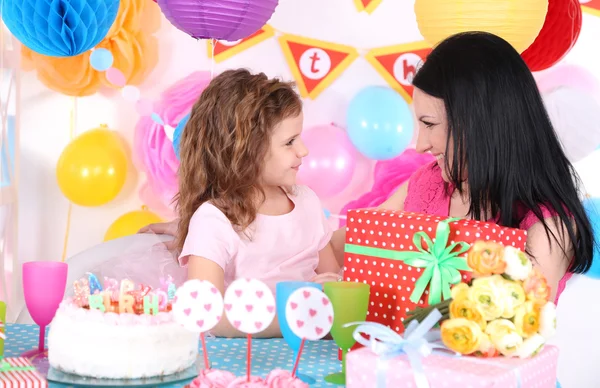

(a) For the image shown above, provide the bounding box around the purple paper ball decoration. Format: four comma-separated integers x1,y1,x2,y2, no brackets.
157,0,279,41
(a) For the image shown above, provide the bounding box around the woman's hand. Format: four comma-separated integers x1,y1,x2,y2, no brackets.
138,219,179,250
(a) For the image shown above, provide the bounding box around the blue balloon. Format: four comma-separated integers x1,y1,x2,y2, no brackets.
173,113,190,160
346,86,414,160
2,0,120,57
583,197,600,279
90,48,114,71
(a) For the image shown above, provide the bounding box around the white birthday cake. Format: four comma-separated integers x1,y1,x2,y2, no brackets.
48,275,198,379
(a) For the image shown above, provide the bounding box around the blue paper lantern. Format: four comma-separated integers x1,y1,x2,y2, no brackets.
1,0,120,57
583,197,600,279
173,113,190,160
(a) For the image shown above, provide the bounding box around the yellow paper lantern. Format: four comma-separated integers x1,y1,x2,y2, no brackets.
414,0,548,53
104,207,163,241
56,125,128,207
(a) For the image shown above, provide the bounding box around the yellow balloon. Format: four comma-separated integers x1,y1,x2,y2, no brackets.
56,126,128,207
104,208,163,241
414,0,548,53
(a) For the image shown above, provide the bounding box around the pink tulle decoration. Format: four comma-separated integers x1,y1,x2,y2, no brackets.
338,148,434,227
133,71,212,217
535,64,600,102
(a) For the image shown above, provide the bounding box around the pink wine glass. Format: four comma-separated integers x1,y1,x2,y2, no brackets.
22,261,68,371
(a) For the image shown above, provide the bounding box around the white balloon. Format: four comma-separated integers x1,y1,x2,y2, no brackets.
543,87,600,163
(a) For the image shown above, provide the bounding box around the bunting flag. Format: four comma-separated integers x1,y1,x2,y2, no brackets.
278,34,359,99
204,24,430,101
365,41,432,103
354,0,383,14
207,25,276,63
581,0,600,16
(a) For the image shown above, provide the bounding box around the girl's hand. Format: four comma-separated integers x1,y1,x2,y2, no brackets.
310,272,342,285
138,219,179,251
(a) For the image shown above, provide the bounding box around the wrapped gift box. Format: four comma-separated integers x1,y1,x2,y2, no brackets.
343,209,527,333
346,345,559,388
0,357,48,387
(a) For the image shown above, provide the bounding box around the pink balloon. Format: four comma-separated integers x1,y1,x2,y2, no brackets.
106,67,126,87
297,125,357,198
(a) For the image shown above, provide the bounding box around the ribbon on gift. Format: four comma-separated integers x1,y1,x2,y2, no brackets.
345,217,472,304
346,309,448,388
0,359,36,373
346,309,524,388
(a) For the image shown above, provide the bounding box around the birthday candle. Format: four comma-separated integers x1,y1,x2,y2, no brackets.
143,292,160,315
167,283,176,301
154,289,168,311
119,280,135,314
87,273,103,295
73,278,90,307
104,277,119,301
88,294,105,312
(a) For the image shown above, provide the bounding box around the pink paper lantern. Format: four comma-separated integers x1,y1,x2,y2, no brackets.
157,0,279,41
296,125,357,199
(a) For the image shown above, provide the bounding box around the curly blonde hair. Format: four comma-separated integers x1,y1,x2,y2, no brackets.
174,69,302,251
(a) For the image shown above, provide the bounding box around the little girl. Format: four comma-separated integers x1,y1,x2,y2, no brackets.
174,69,340,338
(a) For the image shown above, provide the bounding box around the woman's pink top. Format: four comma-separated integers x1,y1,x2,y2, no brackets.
403,161,572,304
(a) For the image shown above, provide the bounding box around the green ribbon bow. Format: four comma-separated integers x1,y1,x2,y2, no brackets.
345,217,472,305
0,359,36,373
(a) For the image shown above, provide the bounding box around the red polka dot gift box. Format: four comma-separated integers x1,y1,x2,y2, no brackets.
343,209,527,334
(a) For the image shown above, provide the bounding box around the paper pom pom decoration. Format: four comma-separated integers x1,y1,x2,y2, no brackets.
521,0,582,71
20,0,160,96
414,0,548,53
339,149,435,227
2,0,120,57
542,87,600,163
133,71,212,217
157,0,279,41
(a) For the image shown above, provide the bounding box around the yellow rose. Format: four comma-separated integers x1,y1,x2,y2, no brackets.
451,282,470,302
467,241,506,277
450,299,487,330
485,319,523,357
497,278,526,318
474,333,498,358
468,277,505,321
441,318,483,355
513,301,541,338
523,268,551,304
516,334,546,359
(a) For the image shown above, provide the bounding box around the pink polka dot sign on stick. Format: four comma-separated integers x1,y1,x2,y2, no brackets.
223,278,276,334
285,287,334,378
173,279,224,370
223,278,275,382
173,279,223,333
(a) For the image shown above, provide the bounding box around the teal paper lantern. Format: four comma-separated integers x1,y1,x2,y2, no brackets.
2,0,120,57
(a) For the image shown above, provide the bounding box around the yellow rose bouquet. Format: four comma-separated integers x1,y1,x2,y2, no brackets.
405,241,557,359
